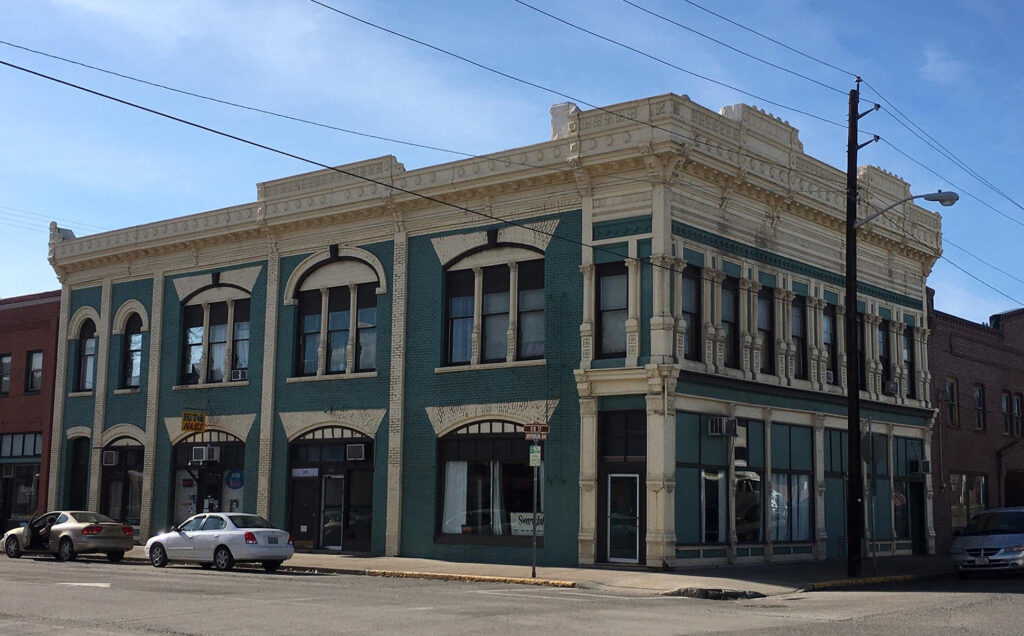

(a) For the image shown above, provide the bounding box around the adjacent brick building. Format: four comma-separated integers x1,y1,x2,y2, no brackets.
928,288,1024,554
0,290,59,531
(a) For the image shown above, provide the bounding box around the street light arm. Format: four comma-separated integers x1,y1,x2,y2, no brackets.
852,190,959,229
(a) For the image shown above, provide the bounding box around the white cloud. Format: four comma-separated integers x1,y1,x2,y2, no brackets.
920,46,969,85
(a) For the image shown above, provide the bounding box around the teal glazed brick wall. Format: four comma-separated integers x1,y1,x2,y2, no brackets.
104,279,153,433
151,262,268,532
269,240,394,550
400,210,582,566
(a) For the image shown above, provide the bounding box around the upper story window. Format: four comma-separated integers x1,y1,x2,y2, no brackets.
1003,392,1013,436
26,350,43,393
596,262,628,359
823,303,837,385
0,353,10,395
445,270,474,365
974,384,986,431
77,319,97,392
0,432,42,458
756,287,774,375
878,319,892,384
721,276,739,369
481,265,511,363
681,265,701,362
122,313,143,389
1014,395,1022,437
285,247,385,377
902,327,916,399
181,295,251,385
791,295,807,380
946,378,959,427
517,260,545,360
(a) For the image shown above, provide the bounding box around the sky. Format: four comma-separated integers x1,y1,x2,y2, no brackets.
1,0,1022,324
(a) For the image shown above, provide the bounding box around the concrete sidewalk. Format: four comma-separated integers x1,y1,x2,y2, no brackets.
122,547,953,597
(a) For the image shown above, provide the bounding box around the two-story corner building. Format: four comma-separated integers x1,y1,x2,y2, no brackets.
0,290,60,532
928,288,1024,554
46,92,942,567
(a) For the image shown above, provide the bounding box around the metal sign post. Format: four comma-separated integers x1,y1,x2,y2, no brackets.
525,422,547,578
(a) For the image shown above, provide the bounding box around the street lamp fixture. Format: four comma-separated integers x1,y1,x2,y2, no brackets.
853,190,960,229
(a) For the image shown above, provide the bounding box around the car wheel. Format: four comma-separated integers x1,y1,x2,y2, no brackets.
149,543,168,568
262,560,282,573
213,546,234,571
106,551,125,563
57,537,76,562
4,536,21,559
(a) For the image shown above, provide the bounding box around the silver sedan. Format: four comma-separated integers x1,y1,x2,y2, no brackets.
3,510,136,562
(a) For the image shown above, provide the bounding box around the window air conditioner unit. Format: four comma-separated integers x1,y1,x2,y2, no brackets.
708,416,738,437
102,450,119,467
910,459,932,475
346,443,366,461
192,445,220,464
825,370,835,384
882,380,900,396
230,369,248,382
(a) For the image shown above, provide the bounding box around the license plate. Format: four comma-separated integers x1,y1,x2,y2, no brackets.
974,557,989,565
268,536,278,544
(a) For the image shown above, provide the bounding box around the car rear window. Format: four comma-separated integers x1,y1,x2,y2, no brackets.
71,512,116,524
963,511,1024,535
228,515,274,529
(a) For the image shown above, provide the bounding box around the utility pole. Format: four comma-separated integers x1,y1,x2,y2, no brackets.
846,79,879,578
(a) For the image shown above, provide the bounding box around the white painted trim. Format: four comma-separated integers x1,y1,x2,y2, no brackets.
433,359,545,374
65,426,91,440
171,381,250,391
425,399,559,438
285,371,378,383
67,305,101,341
282,247,388,304
279,409,387,441
100,423,146,447
111,299,150,334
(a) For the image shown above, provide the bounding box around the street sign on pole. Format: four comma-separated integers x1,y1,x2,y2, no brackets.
529,444,541,467
524,423,550,435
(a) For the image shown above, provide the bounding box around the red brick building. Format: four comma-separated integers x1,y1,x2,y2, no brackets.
0,290,60,531
928,288,1024,553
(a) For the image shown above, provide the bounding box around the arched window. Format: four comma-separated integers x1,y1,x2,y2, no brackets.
437,420,541,540
99,438,143,525
443,248,545,366
122,313,143,389
77,319,97,392
181,292,251,385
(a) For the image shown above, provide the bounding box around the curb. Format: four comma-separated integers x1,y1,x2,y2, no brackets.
120,556,577,588
662,587,767,600
801,571,947,591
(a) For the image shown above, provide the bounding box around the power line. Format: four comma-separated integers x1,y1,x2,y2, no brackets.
940,256,1023,307
512,0,849,129
0,39,850,203
677,0,858,78
0,203,111,232
619,0,846,95
306,0,849,188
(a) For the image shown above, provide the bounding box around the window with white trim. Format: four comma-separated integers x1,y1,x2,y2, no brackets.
296,283,377,376
77,319,96,392
0,353,10,395
181,298,251,385
596,262,627,359
122,314,143,389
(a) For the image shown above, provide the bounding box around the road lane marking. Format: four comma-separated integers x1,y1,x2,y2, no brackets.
56,582,111,588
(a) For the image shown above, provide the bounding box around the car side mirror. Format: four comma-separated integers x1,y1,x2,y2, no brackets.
168,524,178,533
952,529,962,538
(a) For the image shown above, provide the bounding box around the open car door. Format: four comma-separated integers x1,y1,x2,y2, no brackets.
24,512,38,550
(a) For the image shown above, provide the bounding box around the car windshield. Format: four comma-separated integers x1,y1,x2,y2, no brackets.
70,512,116,524
228,515,274,529
962,511,1024,536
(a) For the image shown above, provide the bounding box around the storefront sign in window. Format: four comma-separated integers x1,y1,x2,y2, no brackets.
181,410,207,433
510,512,544,536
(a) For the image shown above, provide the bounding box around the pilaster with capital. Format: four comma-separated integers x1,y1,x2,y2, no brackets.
813,414,827,559
923,425,936,554
87,278,113,512
256,247,281,519
580,264,595,369
807,297,826,390
747,281,764,380
836,304,848,394
673,255,687,362
705,269,725,373
893,321,907,404
777,289,795,385
864,314,882,399
625,259,641,367
506,261,519,362
139,271,164,539
644,365,679,566
650,255,677,364
471,267,483,365
576,385,599,564
738,279,754,380
47,283,71,510
918,327,932,408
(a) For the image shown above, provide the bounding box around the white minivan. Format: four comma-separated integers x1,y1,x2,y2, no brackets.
950,507,1024,577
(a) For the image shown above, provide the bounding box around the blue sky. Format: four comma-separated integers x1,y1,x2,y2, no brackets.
1,0,1021,324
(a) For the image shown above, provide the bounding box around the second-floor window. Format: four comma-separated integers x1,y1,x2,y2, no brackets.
902,327,916,398
681,265,701,362
878,320,892,385
756,287,774,375
26,351,43,393
1015,395,1023,437
517,260,544,360
0,353,10,395
445,270,475,365
77,319,97,392
596,262,628,359
791,295,807,380
823,304,837,385
122,313,143,389
182,299,250,385
481,266,510,363
721,276,739,369
946,378,959,427
297,285,377,375
974,385,986,431
1004,392,1013,436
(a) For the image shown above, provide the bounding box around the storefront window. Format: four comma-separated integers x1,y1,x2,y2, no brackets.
770,423,813,543
438,421,540,539
100,440,143,526
734,421,764,543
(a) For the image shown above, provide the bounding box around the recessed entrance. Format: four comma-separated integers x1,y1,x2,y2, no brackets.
596,410,646,564
607,474,640,563
171,431,245,525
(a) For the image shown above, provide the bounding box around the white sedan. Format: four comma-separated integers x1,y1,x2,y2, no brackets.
145,513,293,572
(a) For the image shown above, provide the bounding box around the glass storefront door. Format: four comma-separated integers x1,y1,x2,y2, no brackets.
607,474,639,563
321,475,345,549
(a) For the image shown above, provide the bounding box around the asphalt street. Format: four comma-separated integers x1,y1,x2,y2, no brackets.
1,556,1023,635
